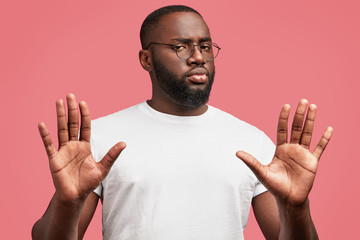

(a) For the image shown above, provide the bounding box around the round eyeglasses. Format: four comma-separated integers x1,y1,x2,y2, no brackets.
145,42,221,62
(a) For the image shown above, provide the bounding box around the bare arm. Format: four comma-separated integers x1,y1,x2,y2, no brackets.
32,94,125,240
252,191,317,240
78,193,100,239
237,99,333,240
252,192,280,240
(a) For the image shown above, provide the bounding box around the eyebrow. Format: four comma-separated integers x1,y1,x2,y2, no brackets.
170,37,212,43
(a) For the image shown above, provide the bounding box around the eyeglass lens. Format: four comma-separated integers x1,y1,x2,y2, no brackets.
176,43,219,61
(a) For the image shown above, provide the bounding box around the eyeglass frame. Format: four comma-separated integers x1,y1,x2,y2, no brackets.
144,41,221,61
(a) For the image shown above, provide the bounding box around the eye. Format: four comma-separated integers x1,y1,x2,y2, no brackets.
173,43,188,51
200,43,212,51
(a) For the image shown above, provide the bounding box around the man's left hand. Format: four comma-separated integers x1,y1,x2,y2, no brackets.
236,99,333,206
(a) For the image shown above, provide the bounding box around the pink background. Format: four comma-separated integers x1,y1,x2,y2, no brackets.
1,0,359,239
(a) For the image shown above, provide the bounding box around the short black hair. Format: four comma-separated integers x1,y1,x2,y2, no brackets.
140,5,202,49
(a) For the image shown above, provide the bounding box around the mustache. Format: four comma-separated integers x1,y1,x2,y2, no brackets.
184,66,210,77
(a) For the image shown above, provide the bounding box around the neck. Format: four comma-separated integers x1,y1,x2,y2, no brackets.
147,98,208,116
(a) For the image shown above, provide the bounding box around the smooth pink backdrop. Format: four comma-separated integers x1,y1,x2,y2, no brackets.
1,0,359,239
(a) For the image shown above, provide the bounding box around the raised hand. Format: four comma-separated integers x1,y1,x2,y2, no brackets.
237,99,333,206
38,94,126,203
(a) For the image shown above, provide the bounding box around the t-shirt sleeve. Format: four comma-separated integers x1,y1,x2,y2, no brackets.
253,131,275,197
94,183,103,197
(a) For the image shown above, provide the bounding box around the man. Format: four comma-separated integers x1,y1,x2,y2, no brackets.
32,5,333,240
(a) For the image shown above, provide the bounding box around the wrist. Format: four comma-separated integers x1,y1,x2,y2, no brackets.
276,198,318,240
276,197,311,225
53,191,88,219
37,193,89,240
54,190,88,206
276,197,310,215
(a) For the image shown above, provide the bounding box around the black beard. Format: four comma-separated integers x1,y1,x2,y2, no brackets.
153,58,215,108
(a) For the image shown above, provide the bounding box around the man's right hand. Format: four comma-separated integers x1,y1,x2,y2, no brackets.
38,93,126,203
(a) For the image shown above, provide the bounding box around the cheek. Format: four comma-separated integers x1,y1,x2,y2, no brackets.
171,64,189,78
160,55,188,77
154,49,181,63
205,62,215,74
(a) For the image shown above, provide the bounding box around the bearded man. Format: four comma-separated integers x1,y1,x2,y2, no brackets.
32,5,332,240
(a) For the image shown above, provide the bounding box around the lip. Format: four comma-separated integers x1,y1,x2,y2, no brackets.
186,68,209,84
187,68,209,76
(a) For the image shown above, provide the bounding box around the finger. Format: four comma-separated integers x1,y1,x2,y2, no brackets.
277,104,290,146
38,122,57,158
79,101,91,142
313,127,333,160
290,99,308,144
236,150,267,183
67,93,79,141
98,142,127,176
300,104,317,149
57,99,69,147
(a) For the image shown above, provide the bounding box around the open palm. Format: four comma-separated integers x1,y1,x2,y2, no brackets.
237,100,333,206
38,94,125,202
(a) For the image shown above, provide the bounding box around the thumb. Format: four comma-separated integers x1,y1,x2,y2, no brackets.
236,150,267,183
98,142,126,176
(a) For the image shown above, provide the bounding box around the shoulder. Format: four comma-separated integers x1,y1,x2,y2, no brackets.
92,103,142,125
90,102,145,159
209,105,266,137
209,105,275,163
91,102,145,131
90,102,148,145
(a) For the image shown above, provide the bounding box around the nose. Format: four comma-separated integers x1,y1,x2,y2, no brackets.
187,45,206,65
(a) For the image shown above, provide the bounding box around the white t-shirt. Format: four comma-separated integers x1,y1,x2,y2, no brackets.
92,102,275,240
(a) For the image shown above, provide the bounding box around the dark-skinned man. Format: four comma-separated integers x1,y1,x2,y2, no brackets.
32,5,333,240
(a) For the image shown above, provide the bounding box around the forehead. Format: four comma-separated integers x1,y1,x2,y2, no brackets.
154,12,211,42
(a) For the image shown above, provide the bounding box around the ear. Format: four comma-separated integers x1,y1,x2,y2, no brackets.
139,50,152,72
